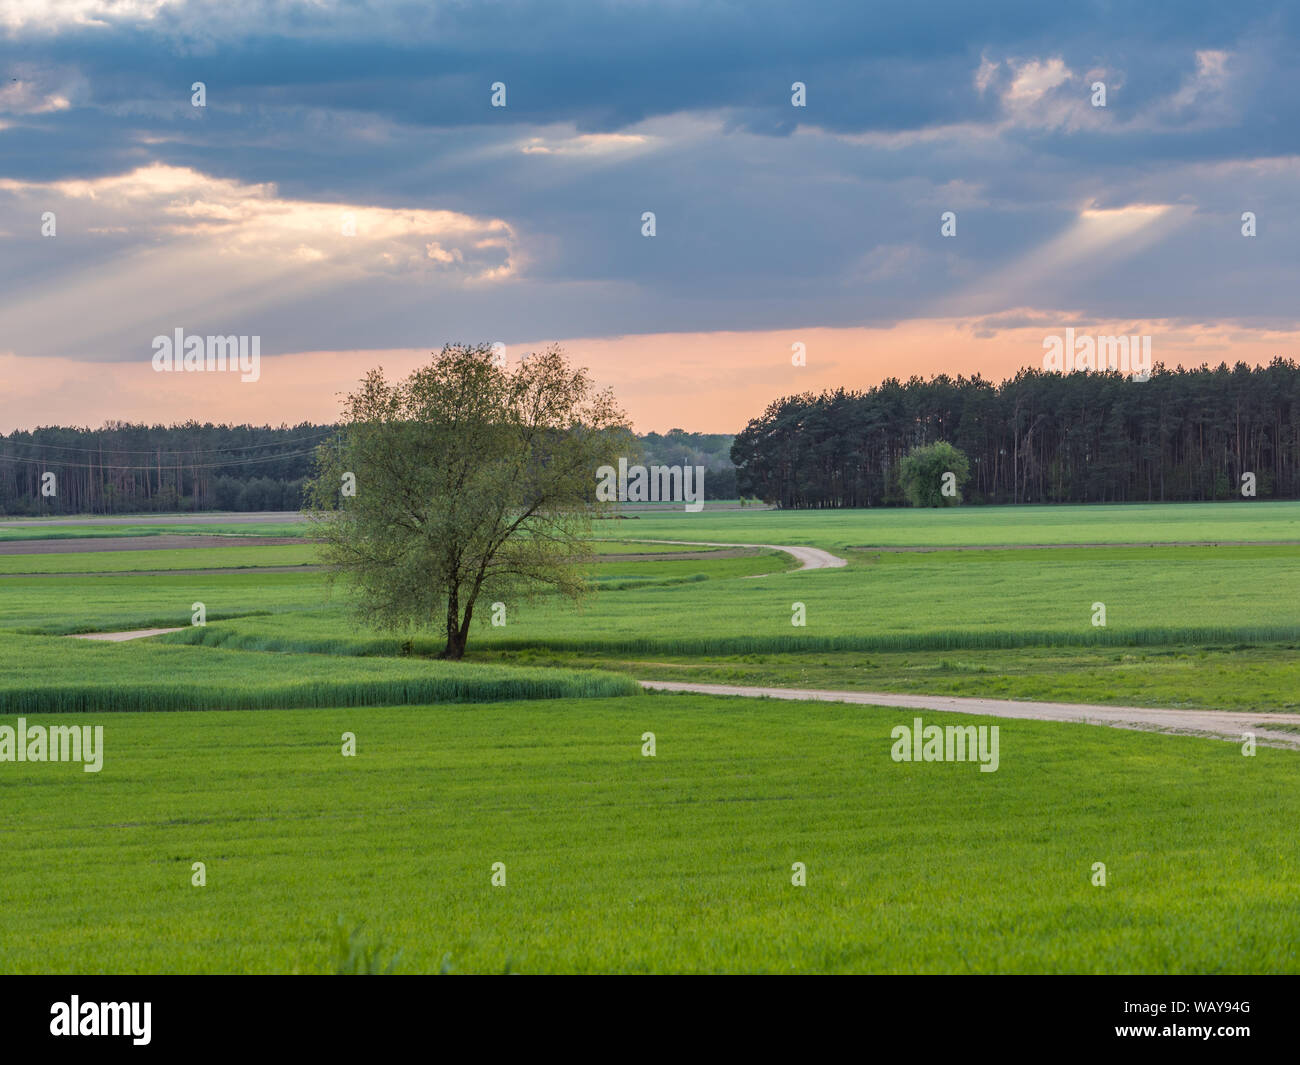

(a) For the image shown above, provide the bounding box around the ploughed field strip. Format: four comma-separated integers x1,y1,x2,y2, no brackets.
0,511,302,528
3,566,322,578
0,535,306,554
0,539,752,577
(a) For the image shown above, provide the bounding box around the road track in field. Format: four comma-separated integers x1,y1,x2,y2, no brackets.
639,680,1300,749
59,627,1300,748
39,523,1297,749
68,628,185,642
622,539,846,573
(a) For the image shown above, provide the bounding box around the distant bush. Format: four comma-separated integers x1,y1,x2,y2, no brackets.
899,442,971,507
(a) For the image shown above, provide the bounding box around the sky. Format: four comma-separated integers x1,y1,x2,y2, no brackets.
1,0,1298,433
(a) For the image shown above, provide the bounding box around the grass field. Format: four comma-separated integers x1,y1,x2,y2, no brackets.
492,645,1300,712
142,544,1300,662
610,500,1300,548
1,500,1298,973
0,544,319,575
0,632,638,712
0,538,748,575
1,694,1296,974
6,499,1299,547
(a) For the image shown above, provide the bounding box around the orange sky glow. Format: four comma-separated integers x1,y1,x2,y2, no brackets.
1,318,1294,434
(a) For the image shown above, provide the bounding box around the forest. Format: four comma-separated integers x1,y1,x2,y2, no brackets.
730,361,1300,508
0,422,738,515
6,360,1297,514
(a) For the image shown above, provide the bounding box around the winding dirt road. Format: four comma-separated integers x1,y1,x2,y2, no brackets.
43,523,1295,749
640,680,1300,748
69,628,184,642
624,539,847,573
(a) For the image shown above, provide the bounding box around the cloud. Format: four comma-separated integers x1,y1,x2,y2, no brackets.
943,202,1192,316
1,163,514,275
518,131,650,156
0,78,72,113
0,0,179,34
1,1,1299,371
0,163,517,360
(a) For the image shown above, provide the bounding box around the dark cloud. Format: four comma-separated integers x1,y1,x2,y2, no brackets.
1,0,1299,359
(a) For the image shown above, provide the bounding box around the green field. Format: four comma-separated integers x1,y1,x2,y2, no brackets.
1,695,1296,974
139,544,1300,666
1,500,1298,973
5,499,1299,547
0,632,637,712
500,645,1300,713
610,500,1300,548
0,538,747,575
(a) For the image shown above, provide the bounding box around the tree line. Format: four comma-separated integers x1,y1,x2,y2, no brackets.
638,429,738,499
0,421,739,515
0,421,329,515
730,360,1300,507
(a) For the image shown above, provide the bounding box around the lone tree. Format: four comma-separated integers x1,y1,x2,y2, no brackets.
898,441,971,507
306,343,633,659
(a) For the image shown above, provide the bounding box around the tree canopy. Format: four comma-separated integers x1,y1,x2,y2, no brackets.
732,361,1300,508
305,343,633,659
899,442,970,507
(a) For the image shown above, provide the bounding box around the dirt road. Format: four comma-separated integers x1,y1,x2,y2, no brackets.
45,528,1291,751
639,680,1300,748
68,628,185,642
624,539,846,572
59,630,1297,749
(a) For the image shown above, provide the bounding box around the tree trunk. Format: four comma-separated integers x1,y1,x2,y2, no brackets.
440,629,467,660
439,587,465,660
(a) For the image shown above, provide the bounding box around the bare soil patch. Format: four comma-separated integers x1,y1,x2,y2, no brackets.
0,535,307,555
